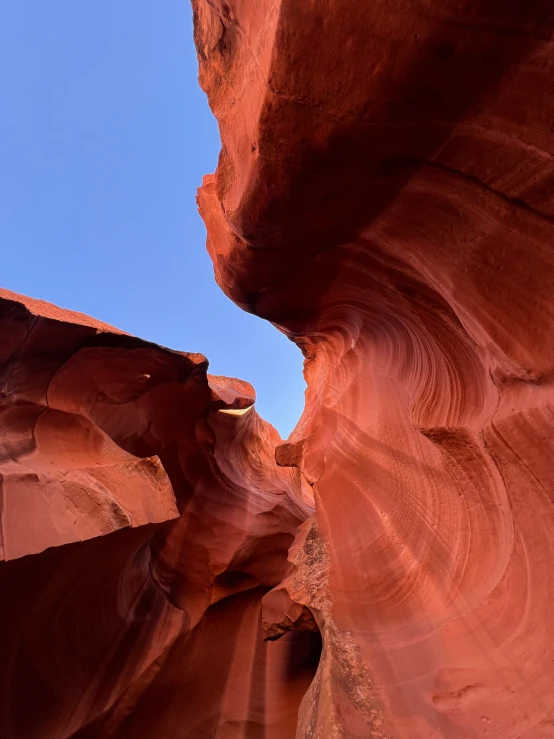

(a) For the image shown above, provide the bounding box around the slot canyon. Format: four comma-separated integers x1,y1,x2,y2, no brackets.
1,0,554,736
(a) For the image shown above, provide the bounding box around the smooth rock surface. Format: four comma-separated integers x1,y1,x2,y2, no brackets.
0,290,317,738
2,0,554,736
194,0,554,736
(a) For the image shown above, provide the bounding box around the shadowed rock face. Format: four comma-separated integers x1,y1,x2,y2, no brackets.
1,0,553,736
193,0,554,736
0,290,317,738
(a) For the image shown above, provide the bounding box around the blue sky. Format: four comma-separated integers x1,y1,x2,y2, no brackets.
0,1,304,437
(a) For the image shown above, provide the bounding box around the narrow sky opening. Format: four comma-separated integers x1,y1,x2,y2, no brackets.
0,1,306,438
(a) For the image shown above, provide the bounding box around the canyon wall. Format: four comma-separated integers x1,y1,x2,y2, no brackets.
1,0,554,737
193,0,554,736
0,289,318,738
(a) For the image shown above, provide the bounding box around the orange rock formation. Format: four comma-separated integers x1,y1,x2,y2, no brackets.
1,0,554,736
0,289,317,738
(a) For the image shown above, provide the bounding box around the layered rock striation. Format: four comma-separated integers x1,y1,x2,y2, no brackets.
193,0,554,736
2,0,554,736
0,289,318,738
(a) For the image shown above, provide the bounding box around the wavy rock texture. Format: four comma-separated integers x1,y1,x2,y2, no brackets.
193,0,554,736
2,0,554,736
0,290,318,738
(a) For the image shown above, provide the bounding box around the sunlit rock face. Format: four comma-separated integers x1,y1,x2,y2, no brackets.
193,0,554,736
0,290,317,738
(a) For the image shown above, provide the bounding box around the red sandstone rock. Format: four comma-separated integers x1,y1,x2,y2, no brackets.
0,290,317,738
193,0,554,736
0,289,180,559
2,0,554,736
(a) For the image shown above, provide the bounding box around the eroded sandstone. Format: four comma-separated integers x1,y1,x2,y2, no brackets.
2,0,554,736
0,289,318,738
194,0,554,736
